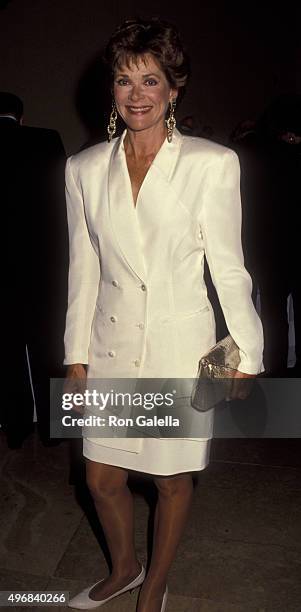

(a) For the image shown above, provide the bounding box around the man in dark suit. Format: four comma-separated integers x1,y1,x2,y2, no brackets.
256,102,301,376
235,96,301,376
0,92,68,447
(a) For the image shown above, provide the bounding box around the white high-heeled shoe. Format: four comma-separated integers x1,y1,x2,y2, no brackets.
160,585,168,612
68,564,146,609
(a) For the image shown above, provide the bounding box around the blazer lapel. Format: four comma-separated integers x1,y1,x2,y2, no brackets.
150,126,183,181
135,128,184,277
108,128,183,281
108,130,146,282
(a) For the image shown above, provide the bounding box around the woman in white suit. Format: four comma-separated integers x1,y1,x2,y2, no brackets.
65,18,264,612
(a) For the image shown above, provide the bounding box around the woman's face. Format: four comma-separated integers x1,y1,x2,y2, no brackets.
113,52,178,134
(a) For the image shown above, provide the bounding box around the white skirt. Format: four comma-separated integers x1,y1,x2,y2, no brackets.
83,436,212,475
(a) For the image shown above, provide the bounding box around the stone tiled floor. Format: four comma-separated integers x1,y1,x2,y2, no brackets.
0,430,300,611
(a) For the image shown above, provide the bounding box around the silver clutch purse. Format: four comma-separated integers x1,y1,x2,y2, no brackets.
191,334,240,412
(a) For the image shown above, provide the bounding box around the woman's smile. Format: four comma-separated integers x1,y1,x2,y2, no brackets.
126,105,153,115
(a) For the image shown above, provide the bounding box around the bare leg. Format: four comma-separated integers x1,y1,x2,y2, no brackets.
136,472,194,612
85,459,141,601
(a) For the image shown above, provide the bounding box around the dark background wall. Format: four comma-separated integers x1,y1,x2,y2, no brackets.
0,0,299,154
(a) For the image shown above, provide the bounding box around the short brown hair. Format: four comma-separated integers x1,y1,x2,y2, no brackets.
104,18,190,98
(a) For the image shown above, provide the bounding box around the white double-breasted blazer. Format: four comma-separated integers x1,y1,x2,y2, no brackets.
63,128,264,451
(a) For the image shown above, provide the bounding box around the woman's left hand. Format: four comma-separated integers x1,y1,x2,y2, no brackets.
227,370,256,401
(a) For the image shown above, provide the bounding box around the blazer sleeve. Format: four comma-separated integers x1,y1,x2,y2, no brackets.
198,149,264,374
63,156,100,365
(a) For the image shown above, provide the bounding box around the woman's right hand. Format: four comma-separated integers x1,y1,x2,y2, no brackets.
63,364,87,415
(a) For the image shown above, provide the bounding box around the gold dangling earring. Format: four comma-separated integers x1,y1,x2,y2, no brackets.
107,101,117,142
166,98,177,142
